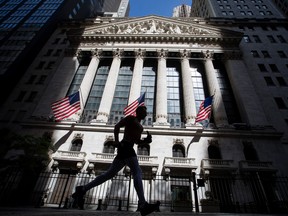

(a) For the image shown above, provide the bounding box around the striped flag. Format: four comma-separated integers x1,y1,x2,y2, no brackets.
195,96,213,123
124,92,145,117
51,91,81,121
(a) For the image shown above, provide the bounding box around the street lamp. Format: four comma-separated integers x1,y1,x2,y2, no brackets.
76,162,83,173
51,160,59,172
88,163,94,175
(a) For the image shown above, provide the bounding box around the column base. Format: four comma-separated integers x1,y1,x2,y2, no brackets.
94,112,109,125
153,122,170,128
185,123,202,129
59,120,78,124
90,119,107,125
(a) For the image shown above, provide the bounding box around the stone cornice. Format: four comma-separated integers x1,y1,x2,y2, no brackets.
21,121,282,139
67,15,243,47
70,34,240,46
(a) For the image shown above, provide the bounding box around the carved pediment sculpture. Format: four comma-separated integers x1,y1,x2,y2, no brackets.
69,15,243,46
83,17,221,36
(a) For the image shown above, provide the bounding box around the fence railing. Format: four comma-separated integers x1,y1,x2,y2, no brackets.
1,168,288,214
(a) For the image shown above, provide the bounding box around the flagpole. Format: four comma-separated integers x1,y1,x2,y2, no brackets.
204,95,214,128
78,88,85,122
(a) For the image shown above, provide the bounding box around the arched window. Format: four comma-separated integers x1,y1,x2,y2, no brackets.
173,144,185,158
70,139,82,152
243,142,258,161
137,144,150,156
103,141,115,154
208,145,221,159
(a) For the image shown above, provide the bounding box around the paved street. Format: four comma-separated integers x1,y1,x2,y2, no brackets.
0,207,284,216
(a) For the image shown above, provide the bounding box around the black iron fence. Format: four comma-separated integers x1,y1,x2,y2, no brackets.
1,168,288,214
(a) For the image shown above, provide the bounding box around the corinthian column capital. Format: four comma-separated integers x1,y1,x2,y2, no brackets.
157,49,168,59
180,49,190,59
112,48,124,58
201,50,214,59
134,48,146,59
91,48,102,58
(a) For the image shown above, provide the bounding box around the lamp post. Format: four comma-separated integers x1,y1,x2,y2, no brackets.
76,162,83,173
51,160,59,172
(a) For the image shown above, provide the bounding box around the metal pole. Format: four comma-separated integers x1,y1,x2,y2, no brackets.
58,169,71,209
126,173,132,211
192,171,199,213
256,172,270,213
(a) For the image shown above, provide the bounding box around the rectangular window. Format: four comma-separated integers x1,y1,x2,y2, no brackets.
44,49,53,56
45,61,55,69
276,77,287,86
261,51,270,58
53,49,62,56
251,50,260,57
274,97,287,109
264,77,275,86
277,35,286,43
35,61,45,69
262,26,268,31
15,91,26,102
269,64,279,72
277,51,287,58
26,91,37,102
253,35,261,43
26,75,37,84
243,35,251,42
267,35,276,43
258,64,267,72
52,38,60,44
36,75,47,84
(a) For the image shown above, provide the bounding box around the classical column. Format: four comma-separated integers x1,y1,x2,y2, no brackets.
223,51,268,126
79,49,101,108
202,50,228,127
154,49,169,127
128,49,145,103
180,50,197,127
95,49,123,124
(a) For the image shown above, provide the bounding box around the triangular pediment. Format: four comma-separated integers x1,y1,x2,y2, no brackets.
81,15,239,38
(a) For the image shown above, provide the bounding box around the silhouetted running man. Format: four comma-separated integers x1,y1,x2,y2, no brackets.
72,106,160,216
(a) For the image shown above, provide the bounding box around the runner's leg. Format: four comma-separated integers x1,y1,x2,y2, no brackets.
84,157,125,191
125,156,146,205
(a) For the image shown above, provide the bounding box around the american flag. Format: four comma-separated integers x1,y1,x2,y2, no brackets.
195,96,213,123
124,92,145,117
51,91,81,121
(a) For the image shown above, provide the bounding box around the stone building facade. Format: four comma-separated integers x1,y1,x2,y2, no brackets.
1,15,287,212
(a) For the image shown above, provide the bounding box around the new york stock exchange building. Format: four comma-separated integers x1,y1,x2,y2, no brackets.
6,15,288,213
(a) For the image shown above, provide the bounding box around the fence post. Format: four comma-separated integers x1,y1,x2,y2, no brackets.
126,173,132,211
256,172,270,213
192,171,199,213
58,169,71,209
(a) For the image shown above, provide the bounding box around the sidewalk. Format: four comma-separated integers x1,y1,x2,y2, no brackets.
0,207,283,216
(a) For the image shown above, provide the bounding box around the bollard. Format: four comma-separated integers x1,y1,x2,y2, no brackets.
63,197,69,209
96,199,102,210
118,200,122,211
